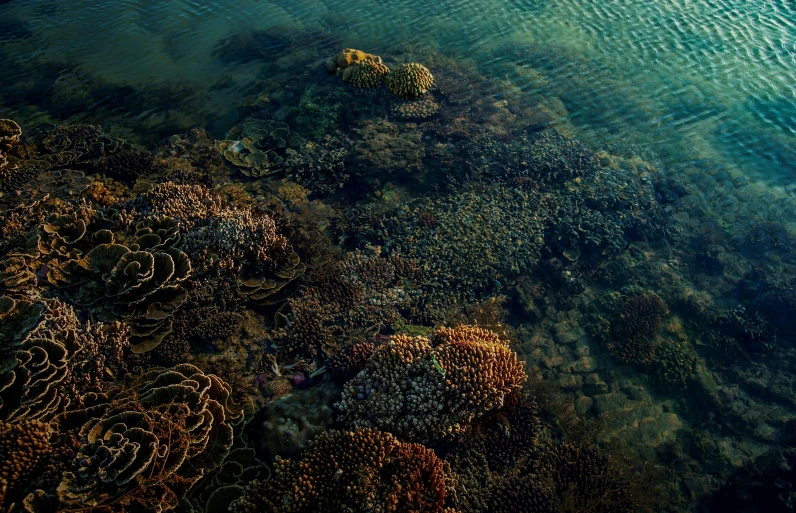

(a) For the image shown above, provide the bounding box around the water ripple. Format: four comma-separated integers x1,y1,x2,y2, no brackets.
0,0,793,179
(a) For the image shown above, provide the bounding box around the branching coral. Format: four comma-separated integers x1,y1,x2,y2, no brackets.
533,441,640,513
458,390,542,471
231,428,447,513
55,364,243,512
327,339,376,380
602,291,669,365
268,250,421,358
337,326,526,441
342,184,546,318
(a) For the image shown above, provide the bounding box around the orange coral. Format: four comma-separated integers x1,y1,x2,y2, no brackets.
231,428,447,513
337,326,526,441
0,419,54,508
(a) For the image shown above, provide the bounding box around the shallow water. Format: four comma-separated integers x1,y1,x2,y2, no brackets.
1,0,793,183
1,0,796,510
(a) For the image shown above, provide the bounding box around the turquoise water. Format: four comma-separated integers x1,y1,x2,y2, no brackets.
2,0,796,511
1,0,793,185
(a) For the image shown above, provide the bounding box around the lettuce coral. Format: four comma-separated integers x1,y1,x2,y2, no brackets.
55,364,243,512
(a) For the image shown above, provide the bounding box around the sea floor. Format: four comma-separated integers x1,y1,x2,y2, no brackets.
1,1,795,512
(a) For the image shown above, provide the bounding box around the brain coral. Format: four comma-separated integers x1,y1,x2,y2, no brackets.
231,428,447,513
55,364,242,512
386,63,434,99
348,59,390,88
337,325,526,441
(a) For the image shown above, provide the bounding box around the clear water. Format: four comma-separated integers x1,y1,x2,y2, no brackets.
2,0,796,509
1,0,793,188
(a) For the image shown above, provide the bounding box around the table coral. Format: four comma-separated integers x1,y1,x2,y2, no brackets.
337,326,526,441
231,428,447,513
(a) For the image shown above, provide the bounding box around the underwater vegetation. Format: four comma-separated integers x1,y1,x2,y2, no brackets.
0,35,795,513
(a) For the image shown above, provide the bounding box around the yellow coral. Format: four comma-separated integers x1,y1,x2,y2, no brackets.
347,59,390,88
326,48,382,75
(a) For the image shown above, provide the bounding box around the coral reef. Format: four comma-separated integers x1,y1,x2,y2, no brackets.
55,364,242,512
386,63,434,99
342,184,546,315
256,384,339,458
0,419,55,509
596,291,669,365
337,326,526,441
391,97,440,120
327,339,376,380
268,250,421,358
534,441,639,513
231,428,448,513
183,447,269,513
348,59,390,88
325,48,383,81
217,119,303,178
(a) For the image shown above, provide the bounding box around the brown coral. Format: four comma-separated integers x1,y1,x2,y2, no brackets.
216,119,303,178
0,419,55,509
231,428,447,513
386,63,434,99
605,291,669,364
70,242,192,353
56,364,243,512
0,119,22,148
327,339,376,380
325,48,383,78
390,97,440,120
489,473,560,513
96,148,156,183
36,123,124,168
348,59,390,88
127,182,222,226
0,298,129,421
268,251,421,358
460,390,541,471
337,326,526,441
534,442,639,513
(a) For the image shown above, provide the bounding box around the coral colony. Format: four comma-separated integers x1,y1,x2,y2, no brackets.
0,43,794,513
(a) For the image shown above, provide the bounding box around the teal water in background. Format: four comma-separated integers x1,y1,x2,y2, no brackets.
0,0,793,189
2,1,796,509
